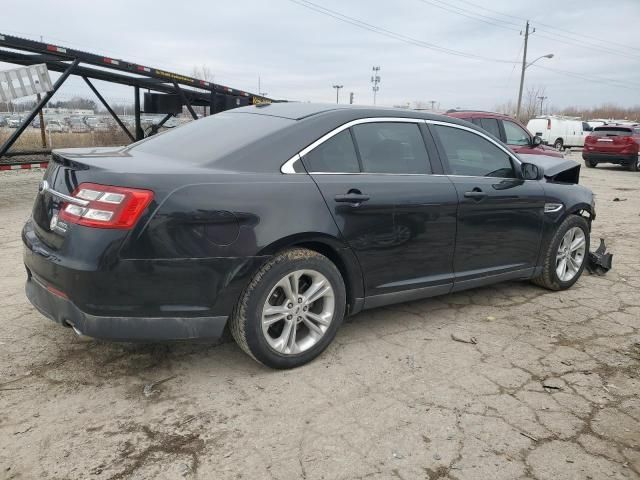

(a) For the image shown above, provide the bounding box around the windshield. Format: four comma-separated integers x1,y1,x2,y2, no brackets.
131,112,293,164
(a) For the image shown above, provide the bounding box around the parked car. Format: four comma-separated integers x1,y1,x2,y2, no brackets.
8,115,22,128
583,124,640,171
46,120,69,133
587,120,607,130
23,104,596,368
0,116,7,127
445,110,563,158
69,119,89,133
527,116,589,150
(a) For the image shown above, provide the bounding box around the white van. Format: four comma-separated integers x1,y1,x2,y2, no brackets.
527,116,589,150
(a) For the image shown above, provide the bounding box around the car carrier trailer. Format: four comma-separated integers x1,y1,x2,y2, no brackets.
0,32,274,162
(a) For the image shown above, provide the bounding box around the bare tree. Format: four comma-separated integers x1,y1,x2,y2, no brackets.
189,65,215,117
191,65,214,82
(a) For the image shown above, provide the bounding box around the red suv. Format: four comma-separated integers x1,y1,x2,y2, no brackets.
583,124,640,171
445,110,563,158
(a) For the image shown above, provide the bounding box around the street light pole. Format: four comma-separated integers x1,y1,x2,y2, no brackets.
332,85,343,104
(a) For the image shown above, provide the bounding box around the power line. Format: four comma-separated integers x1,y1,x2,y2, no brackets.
415,0,520,32
286,0,517,63
288,0,638,92
530,64,639,90
449,0,640,53
415,0,640,60
534,31,640,61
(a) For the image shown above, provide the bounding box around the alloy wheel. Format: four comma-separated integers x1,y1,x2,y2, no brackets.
261,269,335,355
555,227,586,282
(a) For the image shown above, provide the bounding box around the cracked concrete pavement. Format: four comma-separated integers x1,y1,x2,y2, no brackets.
0,152,638,479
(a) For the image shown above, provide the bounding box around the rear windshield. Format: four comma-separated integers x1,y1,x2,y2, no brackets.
131,112,293,163
592,126,633,136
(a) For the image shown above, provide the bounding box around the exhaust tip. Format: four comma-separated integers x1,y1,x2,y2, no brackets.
66,321,92,342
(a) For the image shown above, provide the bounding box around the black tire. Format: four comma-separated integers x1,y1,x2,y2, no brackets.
532,215,590,291
629,156,640,172
229,248,346,369
553,138,564,151
585,158,598,168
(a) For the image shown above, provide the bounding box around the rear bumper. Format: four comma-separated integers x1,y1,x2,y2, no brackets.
22,218,268,341
26,272,228,341
582,152,637,165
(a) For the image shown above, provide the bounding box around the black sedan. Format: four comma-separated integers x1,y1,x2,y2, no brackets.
23,103,595,368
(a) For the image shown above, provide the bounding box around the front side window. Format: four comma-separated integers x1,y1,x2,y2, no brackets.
302,129,359,173
434,124,515,178
351,122,431,174
503,120,531,146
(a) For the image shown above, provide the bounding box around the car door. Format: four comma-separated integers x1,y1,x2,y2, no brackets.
429,121,545,291
300,119,458,305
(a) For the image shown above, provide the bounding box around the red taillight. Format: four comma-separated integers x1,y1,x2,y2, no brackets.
585,135,595,143
58,183,154,229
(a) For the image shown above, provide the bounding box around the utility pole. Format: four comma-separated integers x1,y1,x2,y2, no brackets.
258,76,267,97
332,85,343,104
349,92,354,104
516,20,533,120
429,100,437,111
371,66,381,105
537,95,548,115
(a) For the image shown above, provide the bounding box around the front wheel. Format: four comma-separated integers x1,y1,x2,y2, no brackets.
554,138,564,151
229,248,346,369
532,215,590,291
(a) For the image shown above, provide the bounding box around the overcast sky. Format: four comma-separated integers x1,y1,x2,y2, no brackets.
3,0,639,111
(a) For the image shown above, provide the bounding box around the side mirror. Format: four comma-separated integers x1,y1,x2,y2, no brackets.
531,135,543,147
521,162,542,180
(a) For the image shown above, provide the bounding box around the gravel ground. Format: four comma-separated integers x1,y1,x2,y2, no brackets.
0,153,638,480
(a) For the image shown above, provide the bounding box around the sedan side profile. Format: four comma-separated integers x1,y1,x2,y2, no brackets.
23,103,595,368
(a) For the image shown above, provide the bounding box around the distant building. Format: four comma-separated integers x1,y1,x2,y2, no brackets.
43,107,95,116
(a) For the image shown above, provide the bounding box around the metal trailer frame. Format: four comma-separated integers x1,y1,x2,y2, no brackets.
0,32,273,161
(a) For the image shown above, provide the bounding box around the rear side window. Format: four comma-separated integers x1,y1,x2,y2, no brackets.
478,118,501,139
351,122,431,174
434,125,515,178
303,130,359,173
503,120,531,146
132,112,293,164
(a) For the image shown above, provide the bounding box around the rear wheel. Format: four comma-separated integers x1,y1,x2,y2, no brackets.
532,215,589,291
229,248,346,369
553,138,564,151
585,158,598,168
629,156,640,172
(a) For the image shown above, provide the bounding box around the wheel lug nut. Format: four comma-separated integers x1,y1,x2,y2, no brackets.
303,306,308,311
287,303,293,308
287,315,292,320
298,297,302,303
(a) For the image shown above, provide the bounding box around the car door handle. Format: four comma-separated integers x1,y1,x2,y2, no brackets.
334,192,370,204
464,188,487,200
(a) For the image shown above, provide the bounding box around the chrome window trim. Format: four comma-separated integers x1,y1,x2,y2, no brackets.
280,116,522,174
424,119,522,166
280,117,428,174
